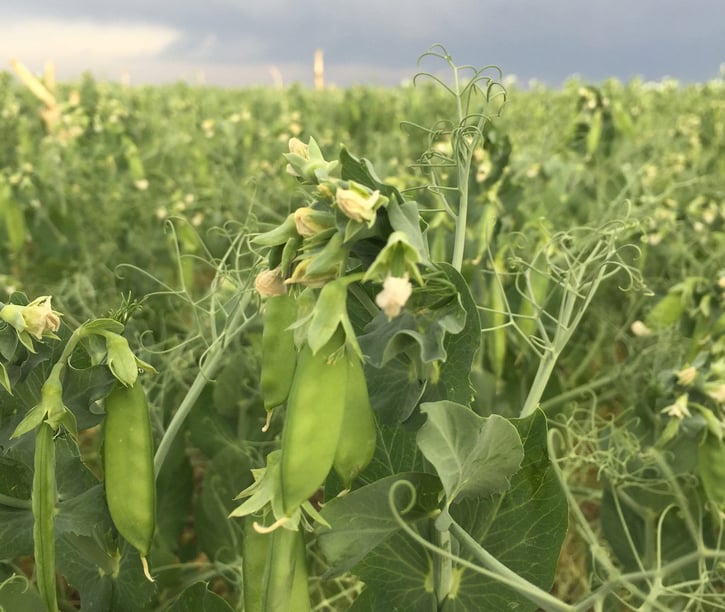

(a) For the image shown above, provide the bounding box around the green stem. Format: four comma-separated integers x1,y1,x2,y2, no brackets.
434,526,453,605
153,291,254,476
0,492,32,509
538,371,620,412
451,160,470,272
33,422,58,612
448,519,574,612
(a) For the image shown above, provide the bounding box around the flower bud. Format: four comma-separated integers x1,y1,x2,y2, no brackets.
0,295,61,340
375,275,413,319
293,206,334,237
288,137,309,159
255,268,287,297
335,181,382,226
676,366,697,386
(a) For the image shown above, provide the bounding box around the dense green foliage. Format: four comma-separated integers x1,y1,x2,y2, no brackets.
0,62,723,611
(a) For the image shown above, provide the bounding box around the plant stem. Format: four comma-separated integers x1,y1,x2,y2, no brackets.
448,519,574,612
153,290,254,476
434,527,453,605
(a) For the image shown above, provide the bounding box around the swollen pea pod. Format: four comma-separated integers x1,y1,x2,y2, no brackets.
242,518,270,611
698,433,725,510
260,294,297,421
261,526,311,612
103,380,156,580
33,422,58,612
333,354,377,489
280,332,347,515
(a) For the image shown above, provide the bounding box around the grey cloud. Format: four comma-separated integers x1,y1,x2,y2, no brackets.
4,0,724,85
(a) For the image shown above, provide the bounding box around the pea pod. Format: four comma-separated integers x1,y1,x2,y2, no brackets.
260,294,297,415
698,433,725,510
280,332,347,515
33,422,58,612
333,355,376,489
261,527,311,612
242,518,270,611
103,381,156,576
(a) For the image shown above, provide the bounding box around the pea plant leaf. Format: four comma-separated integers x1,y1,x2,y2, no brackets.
364,355,426,423
424,263,481,406
350,522,438,612
195,444,251,563
166,581,235,612
339,146,404,203
417,401,524,504
317,472,441,576
57,534,156,612
446,410,568,611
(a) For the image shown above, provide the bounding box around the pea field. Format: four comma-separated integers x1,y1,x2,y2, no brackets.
0,48,724,611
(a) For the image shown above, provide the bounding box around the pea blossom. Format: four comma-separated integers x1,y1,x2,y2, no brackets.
375,275,413,319
0,295,61,340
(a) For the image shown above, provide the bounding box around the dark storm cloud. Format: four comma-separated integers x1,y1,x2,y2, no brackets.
5,0,725,85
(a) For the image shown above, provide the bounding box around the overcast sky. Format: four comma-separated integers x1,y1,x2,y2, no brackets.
2,1,724,87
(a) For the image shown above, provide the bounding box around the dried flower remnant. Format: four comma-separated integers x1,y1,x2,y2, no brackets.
375,276,413,319
630,320,652,337
255,268,287,298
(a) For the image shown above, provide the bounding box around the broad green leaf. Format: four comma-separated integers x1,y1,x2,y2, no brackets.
339,146,404,203
446,410,568,610
61,363,115,431
364,356,426,423
195,445,251,563
0,574,46,611
359,422,427,483
386,200,431,265
317,472,441,576
424,263,481,406
0,456,32,501
166,581,235,612
352,524,438,612
0,506,33,559
81,319,125,335
417,401,523,504
56,485,112,538
0,362,10,394
57,534,155,612
155,432,194,556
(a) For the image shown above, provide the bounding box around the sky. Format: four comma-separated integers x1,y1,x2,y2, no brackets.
1,0,724,88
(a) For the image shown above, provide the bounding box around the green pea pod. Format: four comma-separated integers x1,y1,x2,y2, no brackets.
261,295,298,414
333,355,376,489
103,381,156,576
645,290,685,332
280,333,347,515
242,518,270,611
698,433,725,510
33,422,58,612
262,527,311,612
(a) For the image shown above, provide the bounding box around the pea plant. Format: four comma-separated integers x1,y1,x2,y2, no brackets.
227,46,652,611
1,46,724,612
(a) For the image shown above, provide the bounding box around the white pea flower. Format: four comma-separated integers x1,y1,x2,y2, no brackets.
375,275,412,319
